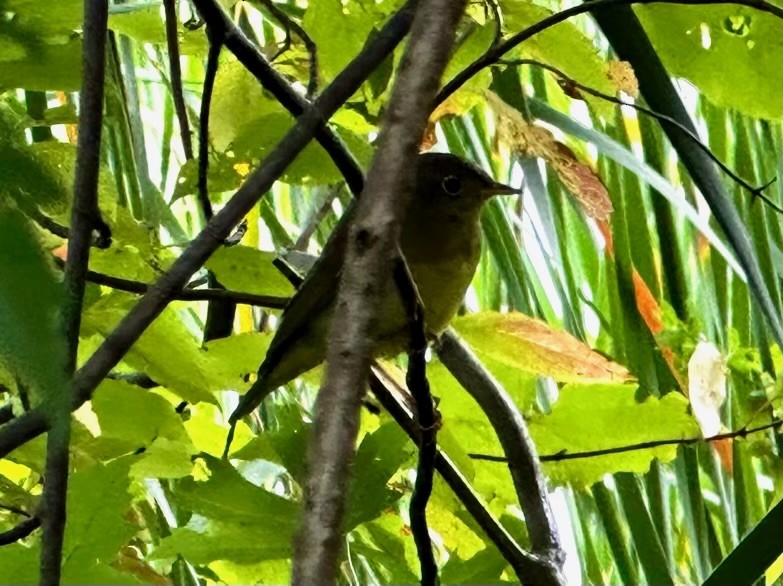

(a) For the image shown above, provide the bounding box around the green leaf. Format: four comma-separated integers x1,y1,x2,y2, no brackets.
209,59,372,184
109,5,207,55
528,383,701,486
91,380,196,477
176,454,299,524
0,0,83,91
346,422,414,530
0,209,66,403
92,379,191,445
82,293,217,404
130,437,195,479
203,331,272,391
440,547,511,584
64,457,137,566
0,40,82,91
453,312,632,385
154,520,291,565
302,0,374,82
442,21,495,92
171,154,245,204
0,544,37,584
153,455,299,564
205,245,296,298
500,1,615,118
636,6,783,120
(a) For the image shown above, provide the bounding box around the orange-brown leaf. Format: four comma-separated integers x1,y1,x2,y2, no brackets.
454,312,633,384
488,91,612,220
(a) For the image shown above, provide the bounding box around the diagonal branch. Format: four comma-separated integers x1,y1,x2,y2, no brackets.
291,0,466,582
435,330,565,584
275,259,542,583
368,367,556,584
0,516,41,546
40,1,109,583
0,0,417,464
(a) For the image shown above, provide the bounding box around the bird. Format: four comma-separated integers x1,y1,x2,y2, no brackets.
225,152,519,448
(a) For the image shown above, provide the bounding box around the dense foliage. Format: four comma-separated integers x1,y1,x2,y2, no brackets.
1,0,782,583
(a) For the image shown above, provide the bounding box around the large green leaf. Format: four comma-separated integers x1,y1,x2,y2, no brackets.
0,209,66,405
528,383,701,487
0,0,83,90
205,245,295,299
209,59,373,184
153,455,298,564
636,5,783,120
82,294,267,404
346,422,414,530
500,0,614,118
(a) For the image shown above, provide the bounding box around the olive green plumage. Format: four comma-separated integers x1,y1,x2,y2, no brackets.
229,153,518,426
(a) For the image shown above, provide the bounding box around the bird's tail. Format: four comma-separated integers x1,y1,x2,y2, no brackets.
222,367,274,459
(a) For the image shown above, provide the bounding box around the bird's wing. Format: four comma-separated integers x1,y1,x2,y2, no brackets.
260,200,357,376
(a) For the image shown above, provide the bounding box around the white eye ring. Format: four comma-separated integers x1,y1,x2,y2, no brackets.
442,175,462,197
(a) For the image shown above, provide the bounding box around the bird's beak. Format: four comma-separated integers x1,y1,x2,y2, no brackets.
482,180,521,198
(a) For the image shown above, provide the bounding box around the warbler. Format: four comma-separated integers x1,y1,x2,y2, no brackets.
227,153,518,432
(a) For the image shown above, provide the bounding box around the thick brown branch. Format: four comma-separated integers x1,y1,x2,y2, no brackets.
291,0,465,582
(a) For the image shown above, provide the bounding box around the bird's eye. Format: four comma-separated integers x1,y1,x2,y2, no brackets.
442,175,462,197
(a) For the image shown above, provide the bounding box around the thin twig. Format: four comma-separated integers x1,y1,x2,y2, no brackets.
257,0,319,99
436,330,565,584
40,1,109,583
163,0,194,160
0,517,41,546
292,188,339,251
0,0,417,464
291,0,464,582
106,372,159,389
85,267,290,308
484,0,502,48
198,28,238,342
50,257,290,309
470,418,783,463
0,503,32,518
190,0,364,195
394,258,438,585
503,58,781,211
435,0,783,107
28,209,111,249
197,34,220,222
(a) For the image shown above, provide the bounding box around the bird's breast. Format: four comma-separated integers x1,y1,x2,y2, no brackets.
395,215,482,333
